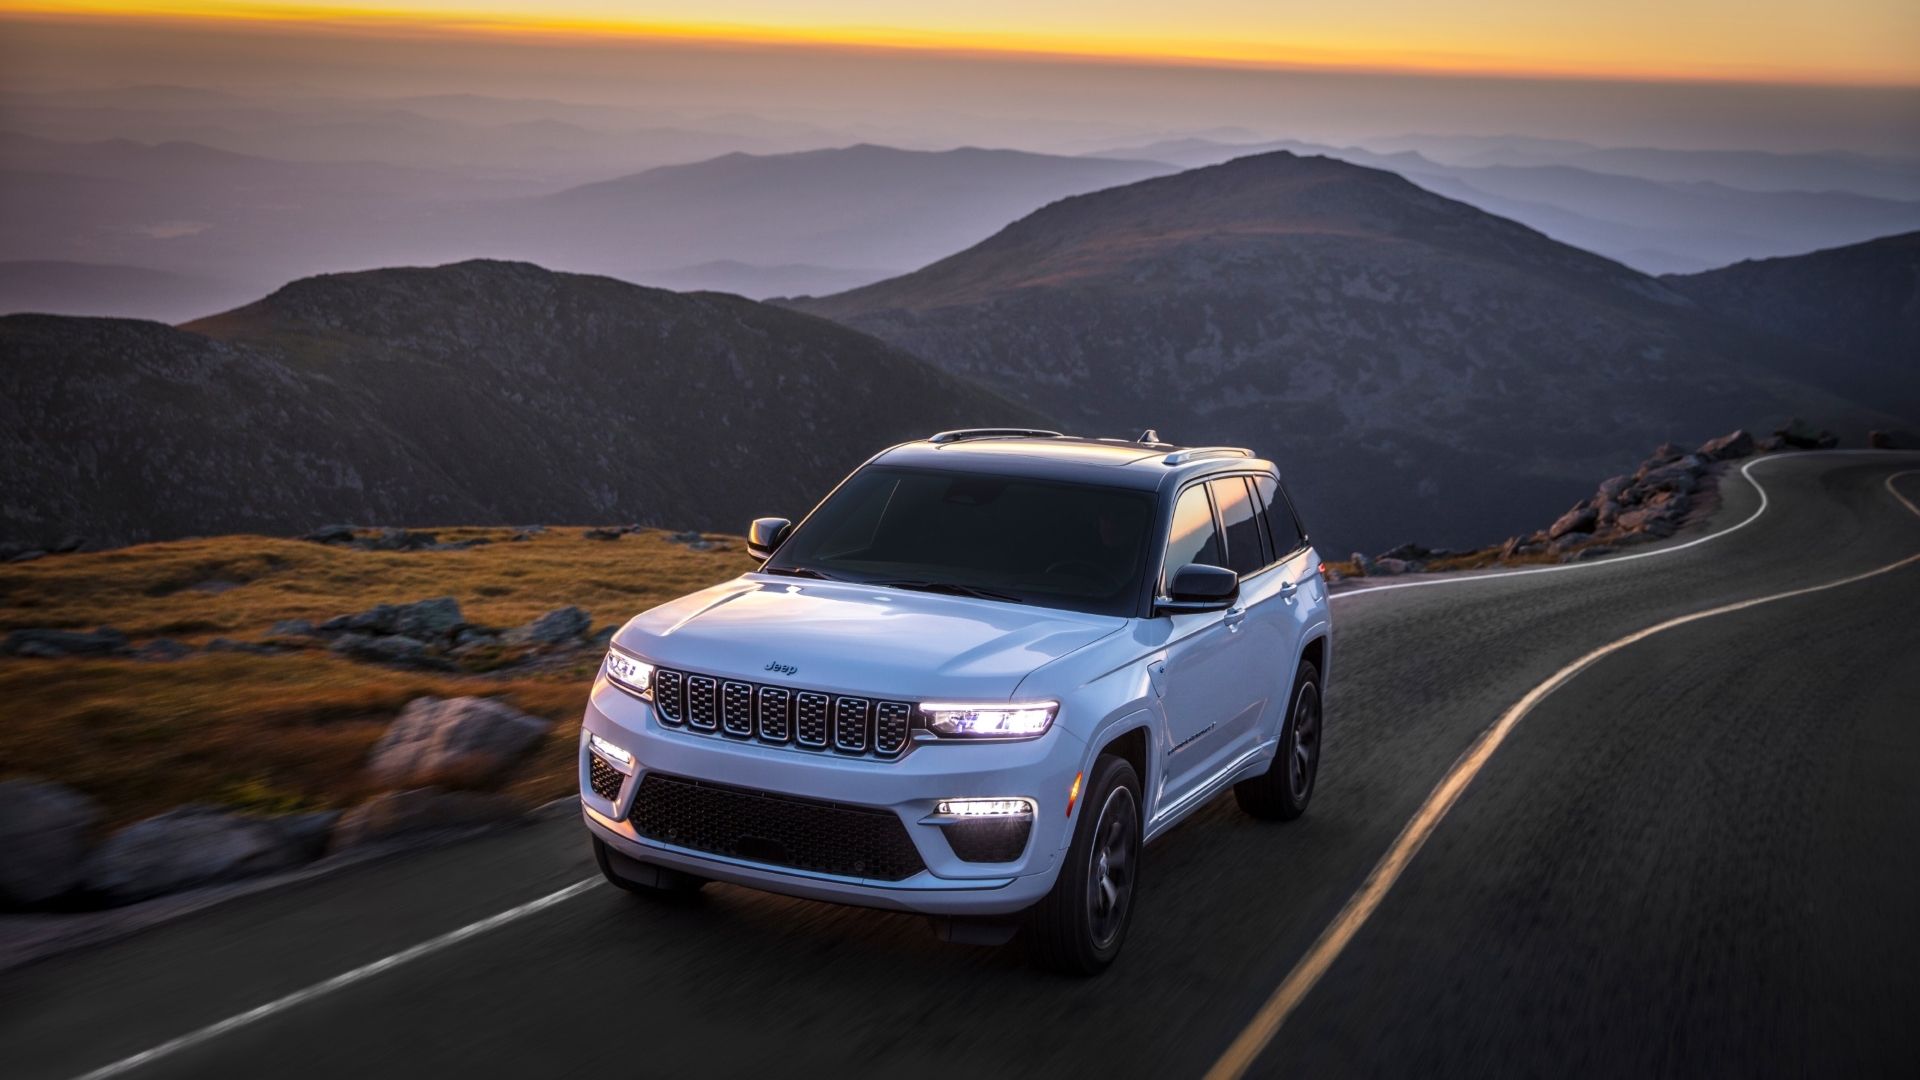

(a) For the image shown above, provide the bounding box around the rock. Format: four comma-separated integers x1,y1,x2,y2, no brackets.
268,619,316,638
302,524,357,544
1637,462,1699,497
1568,545,1616,563
272,811,342,861
1371,557,1413,575
330,788,520,850
582,527,623,541
51,535,87,554
453,626,499,648
82,807,309,904
330,633,447,669
586,625,618,649
1646,442,1685,466
366,696,551,787
362,527,438,551
665,530,705,544
205,637,277,655
135,638,194,662
431,538,492,551
2,626,129,658
1758,434,1786,452
1775,418,1837,450
1617,491,1691,534
0,780,102,907
1697,429,1754,461
1596,499,1621,528
1377,542,1431,561
8,549,47,563
1596,475,1631,501
1868,430,1918,450
391,596,463,640
1349,552,1375,576
1549,504,1598,539
506,605,591,646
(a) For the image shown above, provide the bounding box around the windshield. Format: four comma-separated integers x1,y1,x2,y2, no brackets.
764,466,1154,616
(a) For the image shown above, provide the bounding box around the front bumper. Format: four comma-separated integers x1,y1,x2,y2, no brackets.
578,676,1086,917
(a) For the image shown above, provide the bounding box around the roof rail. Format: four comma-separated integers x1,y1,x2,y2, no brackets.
927,427,1065,444
1162,446,1253,465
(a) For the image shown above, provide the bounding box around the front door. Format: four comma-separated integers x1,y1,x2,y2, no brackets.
1155,482,1258,806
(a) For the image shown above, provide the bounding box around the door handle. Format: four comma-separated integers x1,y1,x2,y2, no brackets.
1223,606,1247,629
1278,579,1299,600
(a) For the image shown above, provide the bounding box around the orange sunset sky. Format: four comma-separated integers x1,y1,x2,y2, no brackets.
5,0,1918,86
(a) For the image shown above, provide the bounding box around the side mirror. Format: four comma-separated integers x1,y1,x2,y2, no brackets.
1158,563,1238,614
746,517,792,561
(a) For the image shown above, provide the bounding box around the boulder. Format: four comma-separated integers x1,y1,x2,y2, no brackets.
81,807,309,904
135,638,194,662
330,788,520,850
1596,475,1631,501
205,637,277,655
506,606,591,646
268,619,316,638
2,626,129,658
0,780,102,907
1371,557,1413,576
1637,462,1700,497
1377,541,1432,562
1775,418,1838,450
302,524,357,544
1595,499,1621,528
392,596,463,640
582,527,623,541
1697,429,1754,461
1617,491,1691,535
366,696,552,788
1349,552,1376,576
362,527,438,551
330,633,447,669
1568,545,1616,563
1549,504,1598,539
1646,442,1685,466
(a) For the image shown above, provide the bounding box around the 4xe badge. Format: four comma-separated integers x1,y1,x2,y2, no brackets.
764,661,798,676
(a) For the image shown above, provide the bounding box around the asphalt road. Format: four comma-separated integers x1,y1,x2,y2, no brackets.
4,451,1917,1079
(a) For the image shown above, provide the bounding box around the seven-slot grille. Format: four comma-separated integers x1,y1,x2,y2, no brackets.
651,666,913,759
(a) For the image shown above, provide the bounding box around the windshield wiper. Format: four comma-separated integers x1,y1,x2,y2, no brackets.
761,565,842,581
868,578,1025,604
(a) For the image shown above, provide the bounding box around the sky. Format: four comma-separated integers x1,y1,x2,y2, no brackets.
1,2,1916,155
7,0,1919,85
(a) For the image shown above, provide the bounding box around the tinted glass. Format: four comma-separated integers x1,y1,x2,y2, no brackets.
1162,484,1224,589
1209,477,1267,574
1254,475,1305,555
766,467,1154,616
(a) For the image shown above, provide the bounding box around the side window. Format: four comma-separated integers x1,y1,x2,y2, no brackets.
1162,484,1223,590
1210,477,1267,576
1253,475,1305,556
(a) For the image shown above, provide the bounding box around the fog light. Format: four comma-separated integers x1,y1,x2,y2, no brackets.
935,797,1035,817
589,733,632,766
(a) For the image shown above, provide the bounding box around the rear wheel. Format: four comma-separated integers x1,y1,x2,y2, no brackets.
593,837,706,900
1024,753,1141,975
1234,661,1322,821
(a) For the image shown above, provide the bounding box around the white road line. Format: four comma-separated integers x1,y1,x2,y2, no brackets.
1331,450,1904,600
68,879,601,1080
1204,469,1920,1080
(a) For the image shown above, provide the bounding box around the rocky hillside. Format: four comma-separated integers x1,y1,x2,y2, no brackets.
0,260,1049,547
1664,232,1920,420
792,152,1901,553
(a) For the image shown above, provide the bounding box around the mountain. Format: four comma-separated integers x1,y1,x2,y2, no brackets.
0,261,252,323
792,152,1899,553
1664,232,1920,420
1091,136,1920,273
0,261,1048,547
474,145,1176,283
627,260,892,299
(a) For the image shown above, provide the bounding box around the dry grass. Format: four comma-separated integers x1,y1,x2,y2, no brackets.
0,527,745,826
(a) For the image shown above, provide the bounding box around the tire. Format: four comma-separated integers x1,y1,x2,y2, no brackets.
593,837,706,900
1234,660,1322,821
1024,753,1142,975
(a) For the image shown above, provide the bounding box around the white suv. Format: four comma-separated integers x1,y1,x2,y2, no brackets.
579,429,1333,972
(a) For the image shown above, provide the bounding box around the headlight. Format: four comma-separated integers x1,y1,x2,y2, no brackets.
603,649,655,700
920,701,1057,739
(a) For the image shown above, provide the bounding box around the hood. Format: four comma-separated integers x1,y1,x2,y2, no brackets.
615,575,1125,700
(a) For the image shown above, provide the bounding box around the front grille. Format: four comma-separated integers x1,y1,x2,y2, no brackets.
629,773,926,881
942,819,1033,863
651,666,911,760
587,753,624,801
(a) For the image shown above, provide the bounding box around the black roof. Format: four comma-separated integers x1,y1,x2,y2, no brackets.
871,432,1274,493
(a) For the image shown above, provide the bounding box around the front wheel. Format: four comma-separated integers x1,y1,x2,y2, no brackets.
1024,753,1141,975
1234,660,1322,821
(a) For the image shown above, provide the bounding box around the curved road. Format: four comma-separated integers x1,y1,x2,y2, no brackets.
4,451,1918,1079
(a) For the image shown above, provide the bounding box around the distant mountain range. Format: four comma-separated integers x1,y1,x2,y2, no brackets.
793,152,1906,552
1665,231,1920,420
1089,137,1920,274
0,261,1047,547
0,261,252,323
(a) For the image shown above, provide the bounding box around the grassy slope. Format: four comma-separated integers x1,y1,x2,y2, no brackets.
0,527,742,826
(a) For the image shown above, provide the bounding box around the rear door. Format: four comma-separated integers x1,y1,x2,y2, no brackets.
1206,475,1296,750
1248,473,1316,741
